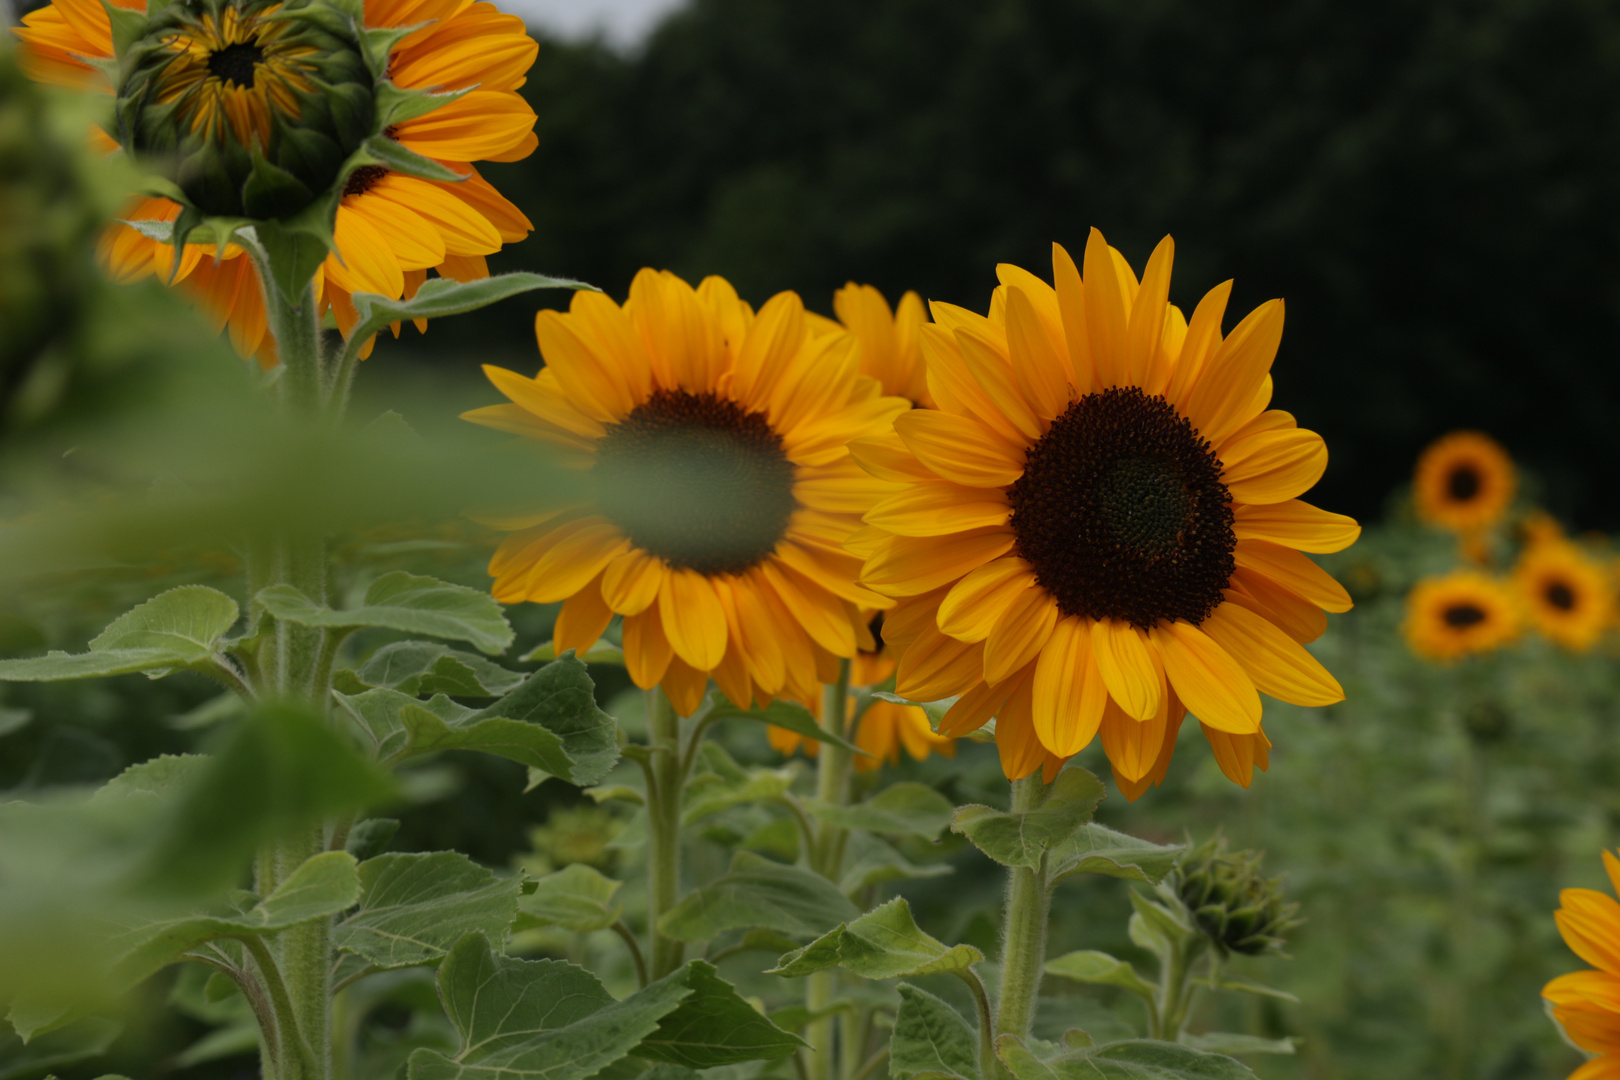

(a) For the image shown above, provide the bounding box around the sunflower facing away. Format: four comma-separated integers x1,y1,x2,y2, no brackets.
464,269,910,717
848,229,1357,789
15,0,537,366
1545,850,1620,1079
1402,569,1519,662
1414,431,1516,534
1515,540,1615,653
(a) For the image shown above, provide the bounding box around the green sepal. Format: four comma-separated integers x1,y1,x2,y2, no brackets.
375,79,471,126
254,218,335,304
242,151,315,220
356,131,466,181
100,0,148,61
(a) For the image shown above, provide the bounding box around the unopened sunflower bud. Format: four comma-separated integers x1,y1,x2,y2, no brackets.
116,0,374,218
1172,836,1301,957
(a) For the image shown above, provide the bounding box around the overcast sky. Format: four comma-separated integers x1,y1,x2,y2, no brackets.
504,0,688,48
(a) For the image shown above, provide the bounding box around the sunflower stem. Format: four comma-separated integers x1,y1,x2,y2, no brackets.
646,686,686,979
807,659,853,1080
994,774,1052,1067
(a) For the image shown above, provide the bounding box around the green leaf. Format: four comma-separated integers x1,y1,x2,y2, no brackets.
1044,951,1156,1001
254,219,334,302
469,654,619,785
345,818,400,861
1049,825,1183,886
354,641,525,697
950,768,1105,869
0,1017,120,1080
683,748,798,825
767,897,983,980
517,863,623,933
0,586,239,681
891,984,979,1080
523,639,626,665
1180,1034,1295,1056
1210,977,1299,1005
804,782,954,840
258,571,514,655
706,698,867,755
346,274,597,362
839,831,952,894
334,852,523,971
996,1037,1260,1080
634,960,804,1068
657,851,859,943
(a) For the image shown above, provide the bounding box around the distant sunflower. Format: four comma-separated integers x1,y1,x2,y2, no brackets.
16,0,537,366
1403,570,1519,662
1545,850,1620,1078
1414,432,1515,533
850,229,1356,784
1516,541,1614,652
464,270,909,716
828,283,934,407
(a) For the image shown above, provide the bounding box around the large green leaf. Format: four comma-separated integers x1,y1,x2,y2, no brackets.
516,863,623,933
706,699,866,755
0,586,238,681
1044,951,1156,1000
804,782,954,840
950,768,1105,869
469,654,619,785
682,744,799,825
334,852,523,971
768,897,982,980
657,851,859,943
839,831,952,894
996,1037,1259,1080
890,984,979,1080
0,1017,120,1080
1049,825,1183,886
634,960,804,1068
345,274,597,362
258,572,513,655
351,641,524,697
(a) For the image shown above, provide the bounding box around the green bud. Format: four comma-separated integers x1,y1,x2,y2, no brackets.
525,806,623,872
1171,836,1301,957
115,0,375,218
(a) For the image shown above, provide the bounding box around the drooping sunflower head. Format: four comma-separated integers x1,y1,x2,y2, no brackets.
1402,569,1519,662
1515,540,1614,652
1544,850,1620,1067
115,0,373,217
851,229,1356,788
464,270,910,716
1414,431,1516,534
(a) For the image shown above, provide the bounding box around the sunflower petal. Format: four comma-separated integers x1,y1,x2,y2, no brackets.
1233,499,1361,553
937,557,1036,642
861,529,1016,597
1032,616,1107,757
1234,539,1353,613
657,570,728,671
1089,619,1162,721
984,587,1060,685
864,482,1010,537
1152,621,1261,734
1221,427,1328,506
892,410,1025,487
623,607,674,688
1201,601,1343,706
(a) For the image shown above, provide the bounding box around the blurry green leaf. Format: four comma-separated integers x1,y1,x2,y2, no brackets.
683,742,797,824
354,641,525,697
658,851,858,943
347,274,598,363
335,852,523,971
950,769,1105,869
345,818,400,861
768,897,983,980
804,782,953,840
706,698,866,755
167,691,246,731
1050,826,1182,886
517,863,623,933
0,1017,120,1080
996,1037,1260,1080
584,785,645,807
1044,951,1155,1000
871,691,954,729
634,960,804,1067
1127,891,1192,960
523,639,625,666
0,707,30,737
173,1020,261,1068
891,983,979,1080
1180,1034,1295,1056
766,1001,854,1032
258,572,513,655
0,586,239,681
839,831,951,894
1210,978,1298,1005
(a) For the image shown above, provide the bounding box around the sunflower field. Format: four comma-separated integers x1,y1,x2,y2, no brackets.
3,1,1620,1079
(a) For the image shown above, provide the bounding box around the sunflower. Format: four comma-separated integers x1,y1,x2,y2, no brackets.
1545,850,1620,1078
848,229,1356,786
1402,569,1519,662
1414,431,1516,534
463,269,910,717
1515,541,1614,652
821,283,934,407
15,0,536,366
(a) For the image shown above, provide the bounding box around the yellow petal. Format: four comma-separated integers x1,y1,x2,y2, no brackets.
984,586,1060,685
895,625,984,702
940,677,1016,738
1232,500,1361,554
1099,696,1174,784
1082,228,1130,388
601,548,663,615
1089,618,1162,721
1032,616,1107,757
921,324,1030,447
938,557,1036,643
861,528,1016,597
623,607,673,688
534,310,635,422
864,482,1010,537
1227,572,1328,645
1004,286,1072,420
732,290,806,407
554,574,613,657
1125,235,1173,387
954,328,1043,442
847,431,934,483
658,570,728,671
1165,280,1231,406
893,410,1025,488
1234,539,1353,613
1220,427,1328,506
760,562,856,657
1201,601,1343,706
1184,299,1284,446
1200,723,1268,787
1152,621,1260,734
523,521,630,604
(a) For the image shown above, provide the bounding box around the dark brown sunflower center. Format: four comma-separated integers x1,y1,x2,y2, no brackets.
344,165,388,197
1443,603,1487,628
1447,464,1481,501
1006,386,1235,629
1546,580,1576,611
207,41,264,88
593,389,797,576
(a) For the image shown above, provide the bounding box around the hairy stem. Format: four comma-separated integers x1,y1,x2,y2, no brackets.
994,775,1052,1061
646,686,686,979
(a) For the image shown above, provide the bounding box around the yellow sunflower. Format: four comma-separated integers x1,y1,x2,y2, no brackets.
820,283,934,407
463,269,910,717
848,229,1356,786
1545,850,1620,1079
1402,569,1519,662
16,0,537,366
1515,540,1615,652
1414,431,1516,533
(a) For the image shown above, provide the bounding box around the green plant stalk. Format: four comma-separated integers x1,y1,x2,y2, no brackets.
807,660,853,1080
646,686,686,979
994,774,1052,1059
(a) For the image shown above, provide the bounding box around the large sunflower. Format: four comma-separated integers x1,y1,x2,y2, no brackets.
1515,540,1614,653
1402,569,1519,662
1546,850,1620,1079
848,230,1357,786
15,0,536,366
464,269,910,716
1414,431,1516,534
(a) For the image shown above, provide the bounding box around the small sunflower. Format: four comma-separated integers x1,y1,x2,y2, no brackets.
826,283,933,407
1402,569,1519,662
1515,541,1615,652
1414,431,1516,533
850,230,1357,786
464,269,910,717
1545,850,1620,1078
16,0,537,366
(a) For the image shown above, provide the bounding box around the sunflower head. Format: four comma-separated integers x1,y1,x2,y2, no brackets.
1403,569,1519,662
1414,431,1516,534
1545,850,1620,1062
1514,540,1615,652
1172,836,1300,958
